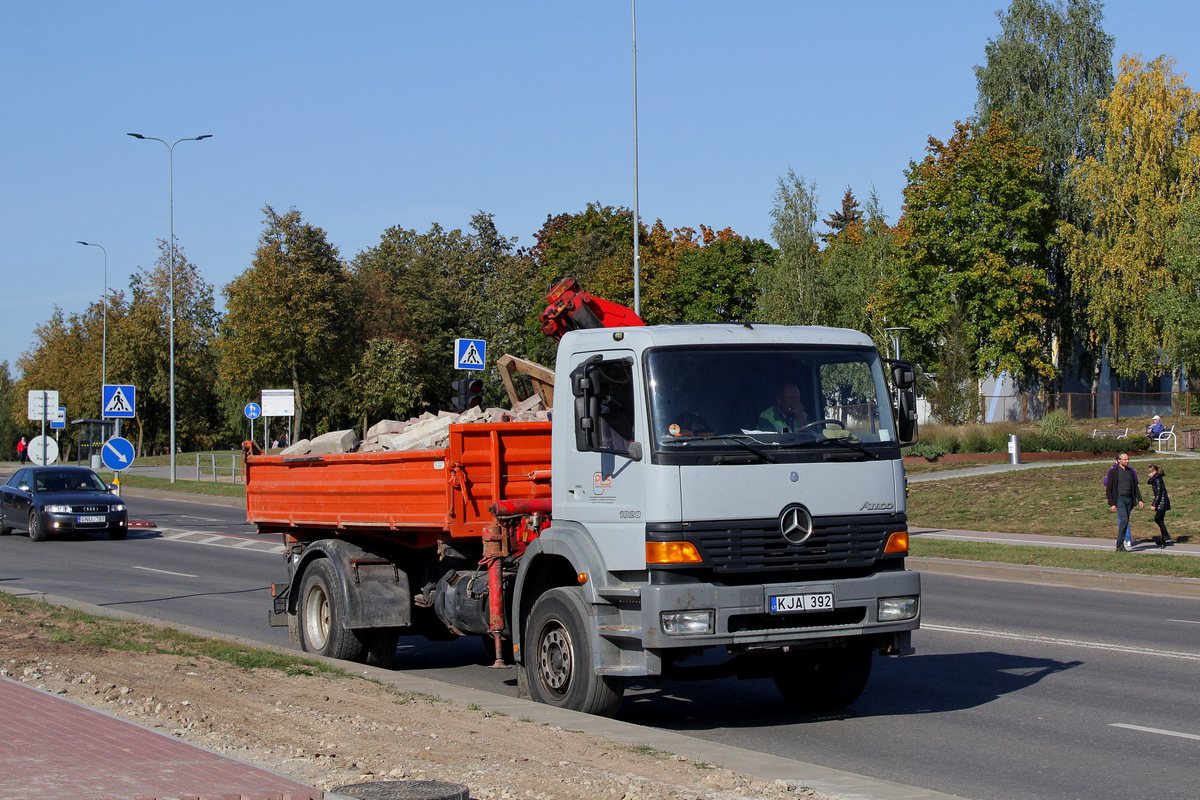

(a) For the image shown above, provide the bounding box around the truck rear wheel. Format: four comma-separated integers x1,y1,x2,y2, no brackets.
523,587,624,717
362,628,400,668
773,645,873,711
298,559,365,662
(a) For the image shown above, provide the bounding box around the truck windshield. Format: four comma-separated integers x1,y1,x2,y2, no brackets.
645,344,898,459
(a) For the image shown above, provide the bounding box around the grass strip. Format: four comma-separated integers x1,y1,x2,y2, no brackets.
907,456,1198,541
0,591,340,677
911,538,1200,579
111,473,247,499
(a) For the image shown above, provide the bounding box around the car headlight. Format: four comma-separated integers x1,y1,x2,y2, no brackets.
878,596,919,621
660,610,715,635
110,504,126,513
43,504,72,513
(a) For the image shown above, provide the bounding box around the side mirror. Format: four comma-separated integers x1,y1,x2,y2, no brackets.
890,362,915,389
887,360,917,443
897,388,917,443
570,357,601,452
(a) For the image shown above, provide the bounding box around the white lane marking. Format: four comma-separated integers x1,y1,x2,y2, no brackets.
1168,619,1200,625
923,623,1200,662
152,528,284,554
1109,723,1200,742
132,565,199,578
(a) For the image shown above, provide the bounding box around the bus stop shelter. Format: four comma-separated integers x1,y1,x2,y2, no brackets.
71,419,117,469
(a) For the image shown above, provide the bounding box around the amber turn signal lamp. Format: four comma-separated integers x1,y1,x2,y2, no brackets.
646,541,703,564
576,572,588,585
884,530,909,554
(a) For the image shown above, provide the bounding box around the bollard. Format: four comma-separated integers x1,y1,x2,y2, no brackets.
1007,434,1021,465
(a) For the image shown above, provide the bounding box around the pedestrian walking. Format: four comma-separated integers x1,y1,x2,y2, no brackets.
1105,452,1143,552
16,436,27,464
1147,463,1175,548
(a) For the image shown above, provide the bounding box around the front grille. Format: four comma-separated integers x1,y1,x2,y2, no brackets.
72,505,108,513
648,512,903,575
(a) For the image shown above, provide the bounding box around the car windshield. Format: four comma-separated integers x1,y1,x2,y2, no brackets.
34,471,108,493
646,344,897,456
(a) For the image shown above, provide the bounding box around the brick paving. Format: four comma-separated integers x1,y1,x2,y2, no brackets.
0,676,322,800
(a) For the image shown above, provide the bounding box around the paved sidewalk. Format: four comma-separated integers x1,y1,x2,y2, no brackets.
0,675,324,800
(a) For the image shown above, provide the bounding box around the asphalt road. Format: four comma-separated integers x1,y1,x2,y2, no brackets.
1,490,1197,800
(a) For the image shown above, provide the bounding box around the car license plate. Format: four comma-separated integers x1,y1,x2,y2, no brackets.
769,592,834,613
78,515,105,524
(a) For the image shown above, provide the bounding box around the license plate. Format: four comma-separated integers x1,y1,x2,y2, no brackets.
769,592,834,613
78,515,105,524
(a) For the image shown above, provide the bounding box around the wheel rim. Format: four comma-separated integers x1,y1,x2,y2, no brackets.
29,514,39,539
302,582,331,650
536,621,573,697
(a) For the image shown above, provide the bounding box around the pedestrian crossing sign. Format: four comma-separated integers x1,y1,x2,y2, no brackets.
102,384,136,418
454,338,486,371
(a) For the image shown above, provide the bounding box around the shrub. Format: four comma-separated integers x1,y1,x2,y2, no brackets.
906,440,949,460
1037,409,1075,439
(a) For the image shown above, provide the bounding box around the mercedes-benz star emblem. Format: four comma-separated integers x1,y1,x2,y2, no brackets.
779,504,814,545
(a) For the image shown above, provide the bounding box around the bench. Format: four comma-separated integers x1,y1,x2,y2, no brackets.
1092,427,1129,439
1154,424,1177,452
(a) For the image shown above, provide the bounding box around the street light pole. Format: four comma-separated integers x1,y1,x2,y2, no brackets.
128,133,212,483
76,241,107,418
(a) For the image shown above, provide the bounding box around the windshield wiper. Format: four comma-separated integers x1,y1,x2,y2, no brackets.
663,433,777,463
787,435,880,460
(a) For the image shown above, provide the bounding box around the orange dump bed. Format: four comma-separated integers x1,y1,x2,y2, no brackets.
244,422,552,545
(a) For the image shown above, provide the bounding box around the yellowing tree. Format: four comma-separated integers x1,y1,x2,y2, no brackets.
1064,54,1200,379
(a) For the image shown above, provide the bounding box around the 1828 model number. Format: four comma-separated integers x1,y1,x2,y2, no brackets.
619,510,641,518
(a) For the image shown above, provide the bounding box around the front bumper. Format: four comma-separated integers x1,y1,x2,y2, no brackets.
635,569,921,649
42,510,128,534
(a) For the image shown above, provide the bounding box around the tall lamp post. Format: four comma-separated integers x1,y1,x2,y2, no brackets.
127,132,212,483
76,241,108,419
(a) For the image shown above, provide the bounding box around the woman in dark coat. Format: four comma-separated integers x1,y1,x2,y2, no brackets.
1147,463,1175,548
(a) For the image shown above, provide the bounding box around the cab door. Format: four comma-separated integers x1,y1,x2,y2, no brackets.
557,351,648,572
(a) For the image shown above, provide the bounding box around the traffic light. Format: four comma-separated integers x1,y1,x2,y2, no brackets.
451,376,484,412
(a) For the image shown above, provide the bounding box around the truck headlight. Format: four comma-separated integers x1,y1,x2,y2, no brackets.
660,610,715,635
878,596,918,621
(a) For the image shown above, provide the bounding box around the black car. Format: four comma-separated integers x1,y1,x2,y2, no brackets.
0,466,128,541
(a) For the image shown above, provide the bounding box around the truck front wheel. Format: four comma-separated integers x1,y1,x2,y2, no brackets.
298,559,365,662
523,587,624,717
773,645,873,711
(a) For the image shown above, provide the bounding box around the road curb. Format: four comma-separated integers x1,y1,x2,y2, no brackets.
911,556,1200,598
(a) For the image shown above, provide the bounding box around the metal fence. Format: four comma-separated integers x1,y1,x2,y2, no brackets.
977,391,1192,424
194,452,242,483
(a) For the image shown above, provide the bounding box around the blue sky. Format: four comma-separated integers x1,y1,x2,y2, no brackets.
3,1,1199,383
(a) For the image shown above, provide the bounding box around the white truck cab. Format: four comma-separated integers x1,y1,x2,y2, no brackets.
513,323,920,714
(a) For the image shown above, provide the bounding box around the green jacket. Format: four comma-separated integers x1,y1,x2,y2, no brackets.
757,405,800,433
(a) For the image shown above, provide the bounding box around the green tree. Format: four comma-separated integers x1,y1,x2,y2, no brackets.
1063,54,1200,380
220,207,352,440
975,0,1114,385
821,187,863,243
113,241,221,454
13,307,99,457
667,229,773,322
763,169,822,325
824,191,900,352
0,362,15,460
882,120,1056,398
1155,198,1200,377
351,213,533,414
345,338,424,431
